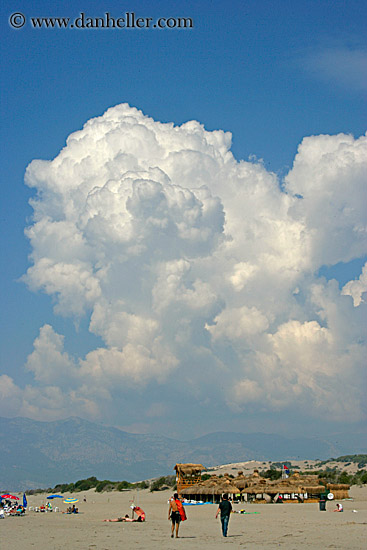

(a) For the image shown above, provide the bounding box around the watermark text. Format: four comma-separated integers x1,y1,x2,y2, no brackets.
9,12,194,30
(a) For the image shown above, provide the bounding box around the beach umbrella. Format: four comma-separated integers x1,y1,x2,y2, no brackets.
1,494,19,500
23,493,27,508
64,498,79,504
47,494,63,499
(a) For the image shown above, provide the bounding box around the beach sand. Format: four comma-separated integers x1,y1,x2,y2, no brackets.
1,486,366,549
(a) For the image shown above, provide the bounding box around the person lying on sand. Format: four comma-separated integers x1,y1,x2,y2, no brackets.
103,514,144,522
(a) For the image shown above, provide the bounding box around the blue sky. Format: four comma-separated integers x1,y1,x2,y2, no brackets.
1,0,366,442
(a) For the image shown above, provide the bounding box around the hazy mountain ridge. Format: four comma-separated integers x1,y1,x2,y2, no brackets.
1,417,366,491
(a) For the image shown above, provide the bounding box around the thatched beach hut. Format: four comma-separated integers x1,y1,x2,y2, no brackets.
179,466,350,504
241,474,327,503
215,480,241,497
241,483,273,503
174,463,206,495
232,470,263,490
326,483,350,499
181,476,241,503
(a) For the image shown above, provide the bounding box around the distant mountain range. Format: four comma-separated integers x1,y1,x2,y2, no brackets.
1,416,366,491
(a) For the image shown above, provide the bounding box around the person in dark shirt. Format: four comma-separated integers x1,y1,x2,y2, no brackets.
215,494,232,537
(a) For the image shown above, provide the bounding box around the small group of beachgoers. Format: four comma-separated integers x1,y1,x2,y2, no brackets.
0,502,26,517
38,502,53,512
0,494,26,518
64,504,79,514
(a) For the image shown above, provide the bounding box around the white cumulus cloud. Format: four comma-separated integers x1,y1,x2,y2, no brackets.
9,103,366,431
342,261,367,306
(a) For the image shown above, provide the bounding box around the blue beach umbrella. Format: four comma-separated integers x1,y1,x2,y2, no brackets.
47,494,63,499
23,493,27,507
64,498,79,504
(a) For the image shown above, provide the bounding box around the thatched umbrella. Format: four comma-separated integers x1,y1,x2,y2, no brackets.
206,481,240,503
240,483,268,502
215,480,241,494
181,484,206,496
298,475,321,484
206,475,220,483
232,473,255,489
181,481,216,502
232,477,248,490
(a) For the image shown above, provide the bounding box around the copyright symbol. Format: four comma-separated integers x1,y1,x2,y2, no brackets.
9,12,26,28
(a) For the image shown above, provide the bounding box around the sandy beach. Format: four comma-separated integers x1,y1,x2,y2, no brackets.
1,486,366,549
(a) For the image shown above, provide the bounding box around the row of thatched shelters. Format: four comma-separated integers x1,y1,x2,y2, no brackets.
176,467,350,504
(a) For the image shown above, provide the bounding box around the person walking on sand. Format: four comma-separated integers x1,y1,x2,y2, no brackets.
215,493,232,537
168,493,185,538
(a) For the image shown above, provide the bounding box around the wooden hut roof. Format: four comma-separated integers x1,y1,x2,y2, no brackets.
174,463,206,475
300,485,325,493
181,478,240,495
326,483,351,490
200,482,240,495
260,484,303,494
181,484,206,495
243,481,326,494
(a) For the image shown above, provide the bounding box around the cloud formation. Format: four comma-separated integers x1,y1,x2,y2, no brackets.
303,47,367,92
3,104,366,434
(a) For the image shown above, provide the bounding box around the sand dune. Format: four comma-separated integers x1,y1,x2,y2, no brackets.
2,485,367,549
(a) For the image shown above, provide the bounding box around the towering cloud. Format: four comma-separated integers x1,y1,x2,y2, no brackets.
3,104,366,433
